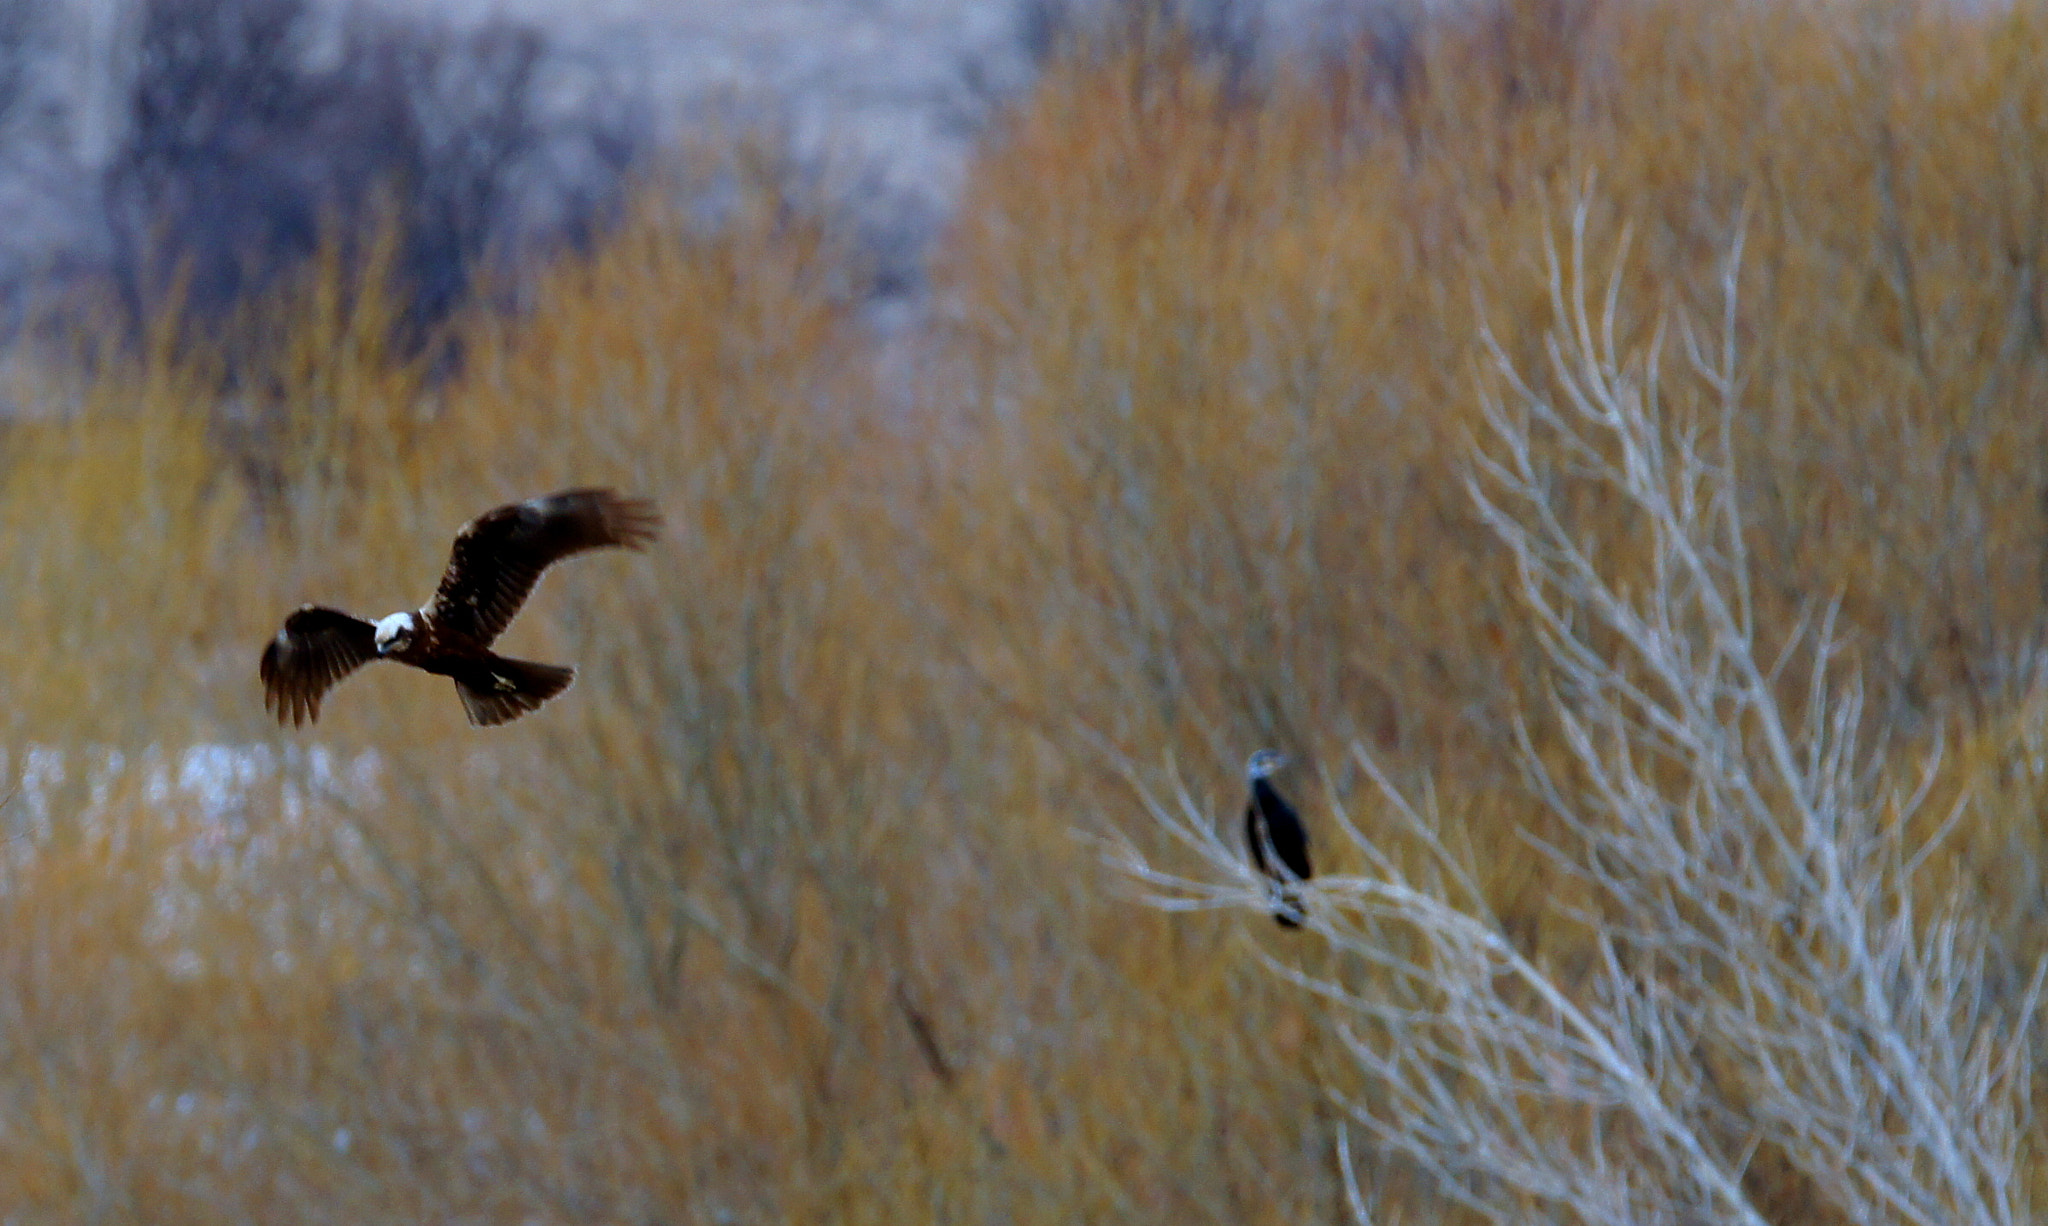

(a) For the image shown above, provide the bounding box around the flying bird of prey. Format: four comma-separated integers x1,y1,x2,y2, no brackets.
261,488,660,728
1244,749,1313,928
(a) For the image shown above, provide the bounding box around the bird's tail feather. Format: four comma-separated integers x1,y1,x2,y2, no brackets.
1271,887,1306,928
454,655,575,727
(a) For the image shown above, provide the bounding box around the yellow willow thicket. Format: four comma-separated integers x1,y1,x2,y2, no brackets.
1,0,2046,1219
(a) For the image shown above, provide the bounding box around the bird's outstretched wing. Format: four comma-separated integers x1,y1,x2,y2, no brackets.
261,605,378,726
427,488,661,645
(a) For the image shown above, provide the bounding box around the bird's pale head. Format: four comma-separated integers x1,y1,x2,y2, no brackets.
1246,749,1289,780
374,611,418,655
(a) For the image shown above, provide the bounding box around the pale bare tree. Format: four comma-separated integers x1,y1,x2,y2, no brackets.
1110,197,2045,1226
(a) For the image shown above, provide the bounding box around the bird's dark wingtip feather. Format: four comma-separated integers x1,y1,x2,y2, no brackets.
259,639,286,724
606,493,662,549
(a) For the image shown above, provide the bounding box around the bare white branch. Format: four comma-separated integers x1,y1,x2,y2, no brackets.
1109,196,2041,1225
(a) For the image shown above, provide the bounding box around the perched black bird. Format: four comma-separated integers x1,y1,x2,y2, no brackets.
1244,749,1312,927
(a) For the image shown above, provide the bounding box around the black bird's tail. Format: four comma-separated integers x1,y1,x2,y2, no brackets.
1270,887,1306,929
453,655,575,727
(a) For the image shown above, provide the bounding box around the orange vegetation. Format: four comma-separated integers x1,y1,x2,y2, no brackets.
2,0,2046,1218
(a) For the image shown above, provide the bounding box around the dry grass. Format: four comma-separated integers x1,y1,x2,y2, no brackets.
3,0,2048,1219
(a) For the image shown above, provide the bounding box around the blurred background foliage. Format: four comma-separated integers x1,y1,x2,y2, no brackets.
3,0,2048,1219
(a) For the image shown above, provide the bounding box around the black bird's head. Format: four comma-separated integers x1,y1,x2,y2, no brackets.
1245,749,1289,781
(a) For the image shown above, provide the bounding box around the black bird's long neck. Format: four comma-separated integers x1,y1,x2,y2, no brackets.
1252,777,1284,822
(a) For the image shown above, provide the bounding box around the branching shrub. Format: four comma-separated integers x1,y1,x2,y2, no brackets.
1114,204,2046,1224
101,0,642,358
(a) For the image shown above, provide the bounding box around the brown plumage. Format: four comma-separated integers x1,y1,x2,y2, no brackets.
260,488,660,727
